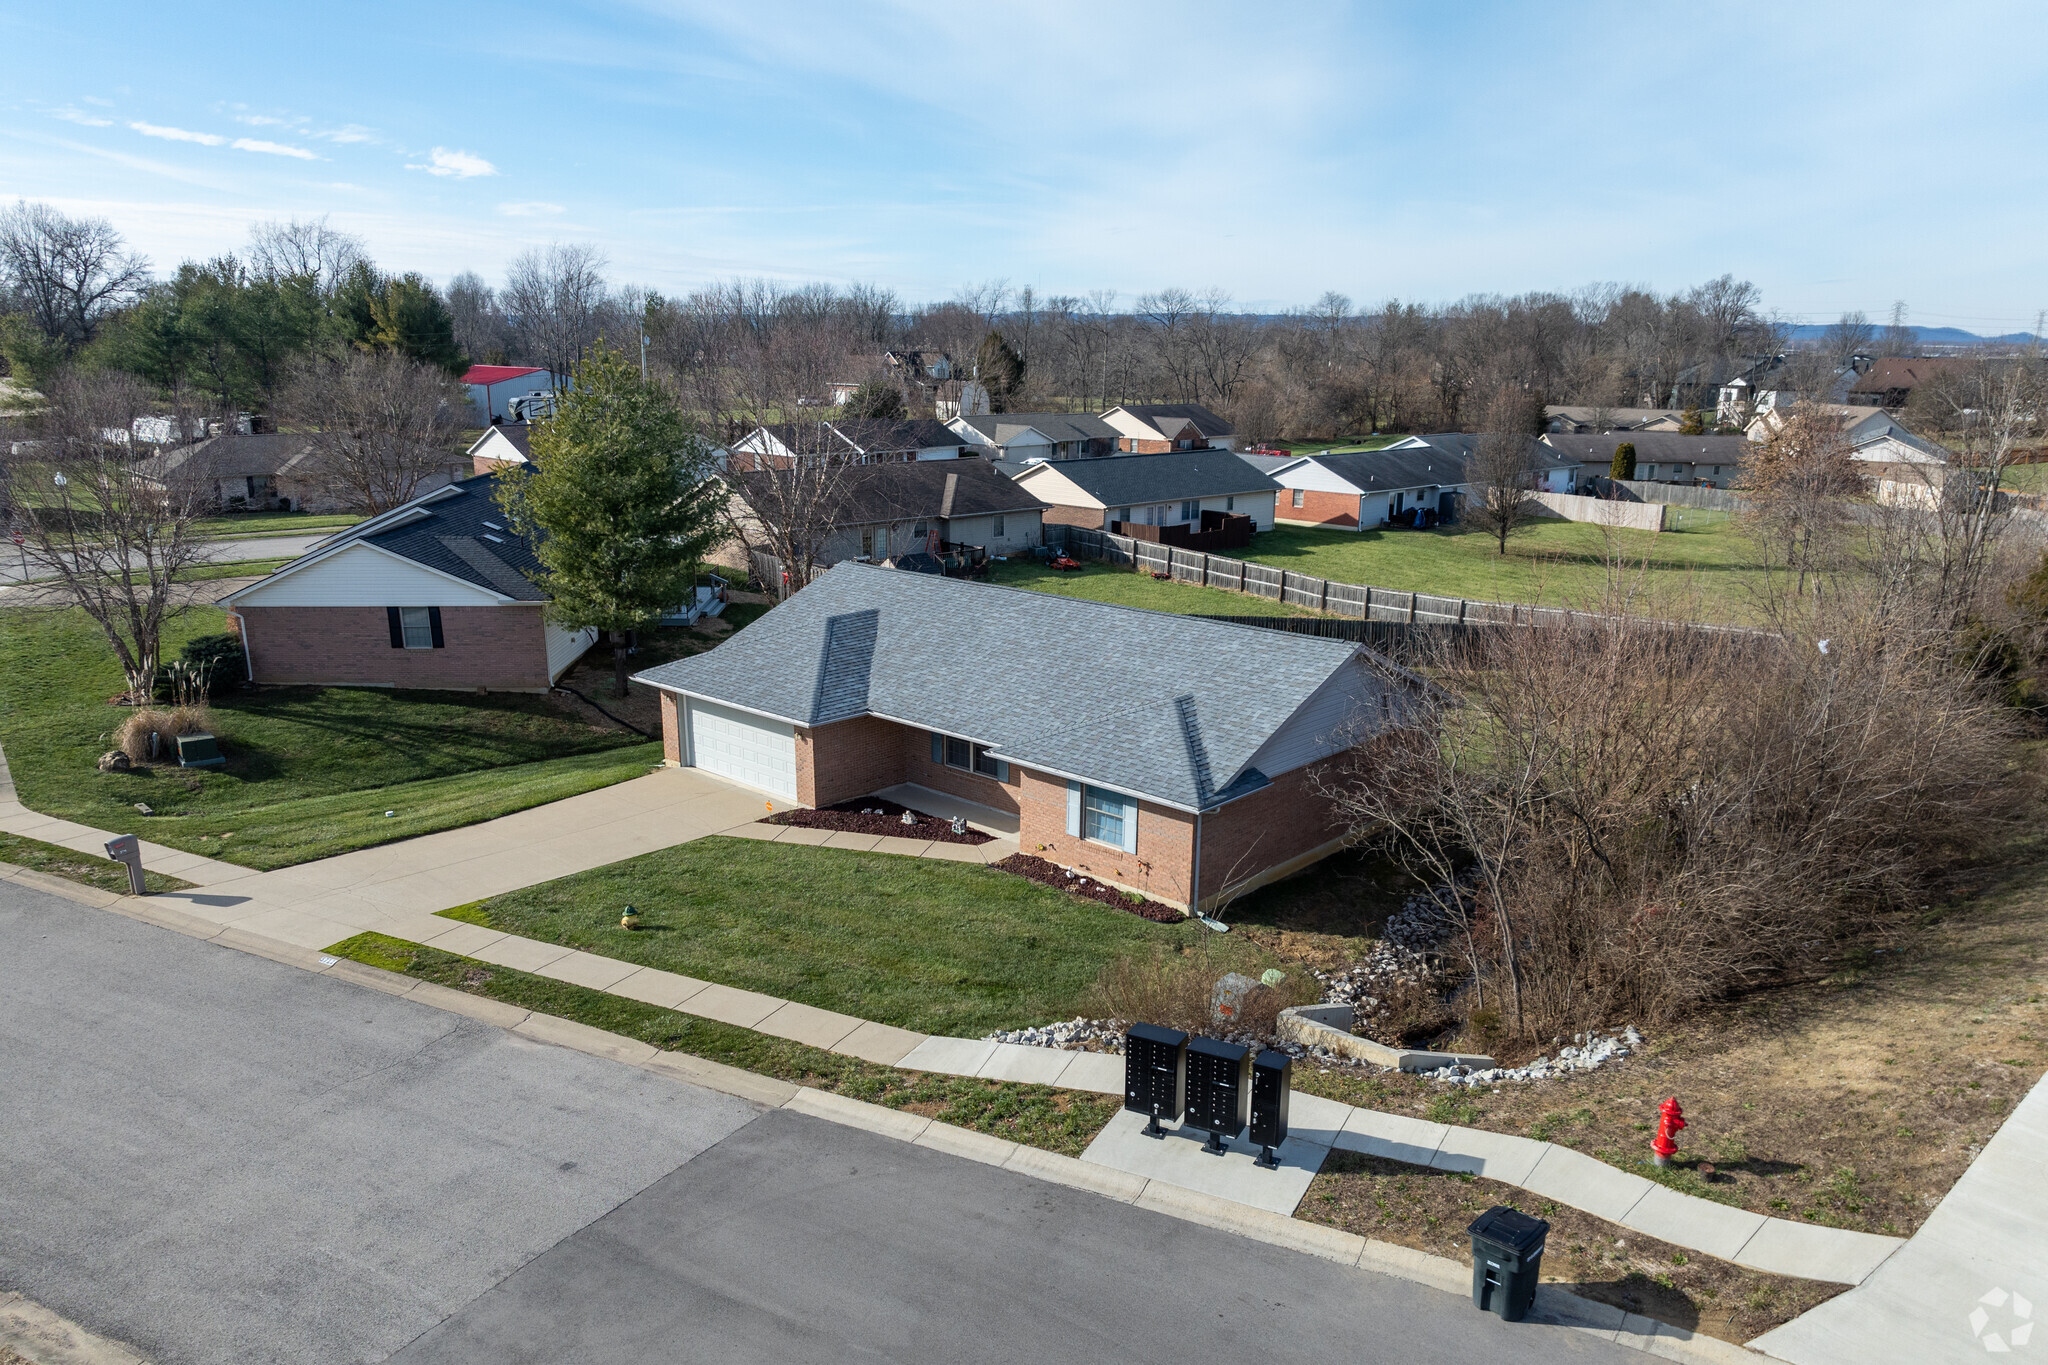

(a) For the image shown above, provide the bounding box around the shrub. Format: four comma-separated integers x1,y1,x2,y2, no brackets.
1610,441,1637,480
1089,948,1315,1042
116,705,212,763
178,633,246,692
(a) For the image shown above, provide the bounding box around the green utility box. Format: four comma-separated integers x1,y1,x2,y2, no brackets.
176,732,225,769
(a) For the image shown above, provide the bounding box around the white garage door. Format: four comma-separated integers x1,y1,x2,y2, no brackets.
687,699,797,801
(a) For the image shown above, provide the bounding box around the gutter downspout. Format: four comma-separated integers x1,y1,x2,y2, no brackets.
1191,809,1202,916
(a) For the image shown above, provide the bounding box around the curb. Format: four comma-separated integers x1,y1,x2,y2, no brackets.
0,1290,151,1365
9,869,1760,1365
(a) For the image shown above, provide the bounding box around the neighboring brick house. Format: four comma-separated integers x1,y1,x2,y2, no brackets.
729,457,1050,568
467,423,533,474
1008,449,1280,537
1269,447,1473,530
946,411,1121,463
729,418,968,468
141,433,468,514
1100,403,1238,453
219,472,596,692
633,562,1428,912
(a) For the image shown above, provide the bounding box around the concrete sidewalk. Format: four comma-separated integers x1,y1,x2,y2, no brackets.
1751,1068,2048,1363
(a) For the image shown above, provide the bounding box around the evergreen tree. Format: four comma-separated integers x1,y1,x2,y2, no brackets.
1610,441,1637,480
368,273,464,372
495,343,724,696
1678,407,1706,436
973,330,1024,412
840,376,905,421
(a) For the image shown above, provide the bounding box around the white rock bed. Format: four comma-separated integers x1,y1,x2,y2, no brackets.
980,1017,1391,1074
1422,1026,1645,1086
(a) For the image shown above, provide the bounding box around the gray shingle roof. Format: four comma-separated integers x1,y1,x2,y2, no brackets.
632,561,1374,810
952,411,1120,445
1542,432,1749,463
1306,448,1468,492
732,458,1048,527
1021,450,1279,506
1113,403,1236,439
301,471,547,601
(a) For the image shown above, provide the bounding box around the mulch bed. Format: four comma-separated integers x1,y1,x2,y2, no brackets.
765,796,993,846
994,853,1186,923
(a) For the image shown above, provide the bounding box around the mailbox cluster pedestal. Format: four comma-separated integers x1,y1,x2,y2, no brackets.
1185,1036,1252,1154
1123,1024,1188,1138
1250,1049,1292,1167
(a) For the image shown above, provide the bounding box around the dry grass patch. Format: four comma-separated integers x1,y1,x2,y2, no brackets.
1298,1151,1844,1343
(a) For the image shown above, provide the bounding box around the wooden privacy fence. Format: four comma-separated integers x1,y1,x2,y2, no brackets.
1051,525,1599,628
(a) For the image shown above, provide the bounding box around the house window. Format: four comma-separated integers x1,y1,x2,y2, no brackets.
1291,489,1304,508
1118,507,1131,522
933,731,1007,781
914,520,928,538
1178,499,1198,523
399,607,434,650
1081,785,1127,847
1226,495,1235,511
993,513,1005,537
861,528,873,557
875,526,889,558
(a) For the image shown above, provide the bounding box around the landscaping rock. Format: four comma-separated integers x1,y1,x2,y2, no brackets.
96,751,131,773
1421,1025,1645,1087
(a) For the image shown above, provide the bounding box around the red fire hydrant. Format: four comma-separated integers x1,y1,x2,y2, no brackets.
1652,1097,1686,1167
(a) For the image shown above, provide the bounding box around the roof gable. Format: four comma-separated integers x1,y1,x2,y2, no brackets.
1022,450,1278,506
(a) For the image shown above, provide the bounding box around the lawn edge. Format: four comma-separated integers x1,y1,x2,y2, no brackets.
0,836,197,896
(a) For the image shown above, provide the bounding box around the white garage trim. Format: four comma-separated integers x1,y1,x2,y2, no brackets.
685,697,798,801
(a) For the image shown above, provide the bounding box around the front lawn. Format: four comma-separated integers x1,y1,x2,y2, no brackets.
0,829,195,895
326,931,1122,1155
986,558,1311,617
1239,519,1772,621
441,835,1280,1036
192,511,362,539
0,606,658,868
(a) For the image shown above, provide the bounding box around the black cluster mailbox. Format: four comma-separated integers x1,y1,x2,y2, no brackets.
1185,1036,1252,1153
1123,1024,1188,1137
1467,1206,1549,1322
1249,1049,1291,1167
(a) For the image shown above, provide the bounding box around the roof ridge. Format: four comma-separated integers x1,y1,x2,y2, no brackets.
1174,693,1214,803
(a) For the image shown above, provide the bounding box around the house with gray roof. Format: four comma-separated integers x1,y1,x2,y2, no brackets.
633,562,1424,911
946,411,1121,463
1269,447,1471,530
1101,403,1237,452
219,471,596,692
1008,449,1281,536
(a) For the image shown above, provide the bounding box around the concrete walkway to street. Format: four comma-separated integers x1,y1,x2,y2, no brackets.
0,733,1926,1305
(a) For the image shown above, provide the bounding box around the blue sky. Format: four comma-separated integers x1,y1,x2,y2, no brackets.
3,1,2045,328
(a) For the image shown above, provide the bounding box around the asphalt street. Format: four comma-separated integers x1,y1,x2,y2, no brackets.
0,532,327,584
0,877,1637,1365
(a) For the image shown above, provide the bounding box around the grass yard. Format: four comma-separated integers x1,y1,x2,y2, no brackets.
1240,518,1773,621
986,558,1312,617
439,835,1283,1036
327,931,1122,1155
0,605,658,868
0,829,195,895
192,511,361,539
1260,436,1401,454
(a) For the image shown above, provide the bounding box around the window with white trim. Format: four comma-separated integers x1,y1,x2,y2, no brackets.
1292,488,1305,508
1178,499,1198,522
933,731,1008,781
399,607,434,650
1225,495,1235,511
1081,785,1127,846
992,513,1005,537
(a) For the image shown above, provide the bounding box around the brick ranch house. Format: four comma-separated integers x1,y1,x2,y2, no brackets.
632,562,1427,912
219,471,596,692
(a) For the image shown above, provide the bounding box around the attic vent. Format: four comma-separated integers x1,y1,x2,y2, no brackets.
482,533,505,543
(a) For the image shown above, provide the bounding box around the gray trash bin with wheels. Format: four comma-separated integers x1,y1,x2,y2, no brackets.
1466,1206,1548,1322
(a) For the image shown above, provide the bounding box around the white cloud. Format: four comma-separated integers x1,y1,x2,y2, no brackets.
235,113,294,127
498,201,564,217
129,121,224,146
82,95,113,107
407,146,497,178
316,124,377,144
232,137,317,160
51,106,113,127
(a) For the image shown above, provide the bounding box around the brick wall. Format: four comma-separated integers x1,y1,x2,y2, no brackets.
660,692,682,764
1197,756,1354,904
1277,488,1361,529
909,733,1022,814
797,716,913,807
1120,438,1172,454
235,604,553,691
1015,770,1198,907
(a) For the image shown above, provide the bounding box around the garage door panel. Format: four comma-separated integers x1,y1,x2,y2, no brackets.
686,700,797,801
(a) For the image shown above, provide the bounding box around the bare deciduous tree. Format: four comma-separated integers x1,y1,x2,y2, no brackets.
279,351,467,513
1739,404,1868,597
0,200,150,350
1466,389,1543,554
244,216,368,294
722,424,862,599
2,370,210,700
504,243,611,385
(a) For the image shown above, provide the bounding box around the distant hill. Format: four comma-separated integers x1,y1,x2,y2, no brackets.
1786,323,2039,347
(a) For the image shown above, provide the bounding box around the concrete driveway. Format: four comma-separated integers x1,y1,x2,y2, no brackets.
1,877,1636,1365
